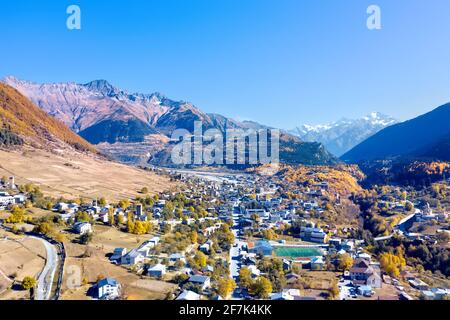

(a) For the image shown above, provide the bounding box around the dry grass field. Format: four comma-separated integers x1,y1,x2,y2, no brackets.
60,225,176,300
0,230,47,300
0,147,177,201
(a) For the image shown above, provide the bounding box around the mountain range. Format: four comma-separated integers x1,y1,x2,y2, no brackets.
0,82,174,200
342,103,450,163
3,76,337,167
287,112,397,156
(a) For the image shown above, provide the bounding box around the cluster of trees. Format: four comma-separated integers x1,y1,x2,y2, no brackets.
33,221,54,236
405,243,449,277
354,195,394,237
157,225,196,254
159,192,214,221
75,211,93,223
261,228,277,241
217,277,236,298
373,236,449,277
210,224,235,251
30,215,67,241
0,127,23,146
187,251,208,271
257,258,286,292
18,183,55,210
239,267,273,299
379,251,406,278
5,206,32,224
126,214,153,235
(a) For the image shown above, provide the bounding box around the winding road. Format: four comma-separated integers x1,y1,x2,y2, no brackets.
31,236,58,300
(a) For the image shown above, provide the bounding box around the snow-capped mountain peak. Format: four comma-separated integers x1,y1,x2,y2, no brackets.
288,113,398,156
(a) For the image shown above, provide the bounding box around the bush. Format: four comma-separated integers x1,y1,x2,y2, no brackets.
21,276,37,290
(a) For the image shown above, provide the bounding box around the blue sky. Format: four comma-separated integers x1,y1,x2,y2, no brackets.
1,0,450,128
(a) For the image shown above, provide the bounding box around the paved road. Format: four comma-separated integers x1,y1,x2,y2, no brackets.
229,209,243,278
229,207,246,300
31,236,58,300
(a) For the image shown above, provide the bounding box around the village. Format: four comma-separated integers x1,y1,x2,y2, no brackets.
0,169,449,301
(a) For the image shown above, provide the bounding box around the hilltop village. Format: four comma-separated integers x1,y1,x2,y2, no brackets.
0,165,449,301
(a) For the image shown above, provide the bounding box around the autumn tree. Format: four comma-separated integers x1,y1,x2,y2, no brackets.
98,197,107,207
217,277,236,298
118,199,130,210
250,277,272,299
127,212,135,233
239,267,253,289
190,231,198,244
338,253,354,271
108,208,115,226
329,280,340,299
34,222,53,236
380,252,406,278
22,276,37,290
405,202,414,212
261,228,277,241
6,206,31,224
194,251,207,268
132,221,152,235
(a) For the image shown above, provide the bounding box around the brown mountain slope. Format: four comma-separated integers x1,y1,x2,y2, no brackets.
0,83,177,200
0,147,176,201
0,82,95,153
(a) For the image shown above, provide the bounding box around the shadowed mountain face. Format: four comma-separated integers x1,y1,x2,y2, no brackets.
3,76,338,167
79,119,159,144
342,103,450,163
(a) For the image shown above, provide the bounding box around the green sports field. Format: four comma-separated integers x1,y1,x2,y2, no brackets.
273,247,322,258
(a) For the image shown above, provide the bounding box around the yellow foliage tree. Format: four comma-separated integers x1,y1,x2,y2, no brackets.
217,277,236,298
21,276,37,290
250,277,272,299
239,267,253,289
338,253,354,271
379,252,406,278
195,251,207,268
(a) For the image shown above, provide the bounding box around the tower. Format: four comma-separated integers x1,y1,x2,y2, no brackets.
9,176,16,190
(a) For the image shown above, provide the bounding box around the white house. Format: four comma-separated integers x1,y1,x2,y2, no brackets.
169,253,185,262
13,194,26,204
199,240,214,254
110,248,127,262
0,192,15,206
176,290,201,300
148,236,160,247
96,278,121,300
53,202,69,212
72,222,92,235
147,263,166,277
121,249,145,265
247,265,261,278
310,257,325,270
188,275,211,291
271,289,301,300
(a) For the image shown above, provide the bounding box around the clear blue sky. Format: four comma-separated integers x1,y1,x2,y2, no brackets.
2,0,450,128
